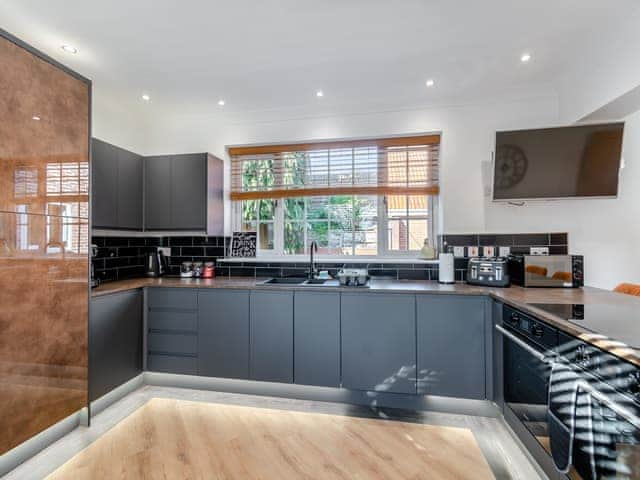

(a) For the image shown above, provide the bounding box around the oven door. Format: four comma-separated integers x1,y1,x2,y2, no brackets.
500,324,554,449
580,378,640,479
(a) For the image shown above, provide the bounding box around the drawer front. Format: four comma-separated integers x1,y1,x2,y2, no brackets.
147,332,197,355
148,310,197,332
147,354,197,375
147,288,197,310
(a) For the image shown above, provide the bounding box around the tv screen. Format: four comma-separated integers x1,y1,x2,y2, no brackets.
493,122,624,200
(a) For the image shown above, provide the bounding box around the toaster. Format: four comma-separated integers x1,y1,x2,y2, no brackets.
467,257,510,287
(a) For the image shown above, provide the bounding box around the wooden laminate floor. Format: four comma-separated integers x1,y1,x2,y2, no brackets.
46,398,494,480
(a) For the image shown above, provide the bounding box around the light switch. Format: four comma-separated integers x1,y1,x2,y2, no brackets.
499,246,511,257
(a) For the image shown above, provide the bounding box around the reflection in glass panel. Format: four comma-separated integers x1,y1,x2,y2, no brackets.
46,162,89,196
14,168,38,198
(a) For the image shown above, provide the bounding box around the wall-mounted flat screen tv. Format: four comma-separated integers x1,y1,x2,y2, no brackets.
493,122,624,201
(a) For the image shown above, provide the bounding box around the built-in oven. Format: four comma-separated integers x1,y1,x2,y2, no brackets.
497,305,640,479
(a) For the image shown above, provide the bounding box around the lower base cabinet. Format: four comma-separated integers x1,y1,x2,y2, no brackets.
90,290,143,401
138,287,489,401
341,293,417,394
416,295,486,399
249,290,294,383
146,288,198,375
198,289,250,379
294,291,340,387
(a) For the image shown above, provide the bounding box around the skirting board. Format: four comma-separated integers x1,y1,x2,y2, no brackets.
0,409,85,477
0,375,143,477
144,372,500,418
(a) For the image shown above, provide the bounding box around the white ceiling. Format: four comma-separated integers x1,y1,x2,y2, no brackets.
1,0,638,120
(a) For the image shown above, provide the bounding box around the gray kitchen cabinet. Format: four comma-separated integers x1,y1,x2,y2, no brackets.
146,288,198,375
144,155,172,230
90,290,143,402
91,138,118,228
198,289,250,379
416,295,486,399
116,148,143,229
171,154,207,230
249,290,294,383
144,153,211,231
91,138,143,230
294,291,340,387
341,293,416,394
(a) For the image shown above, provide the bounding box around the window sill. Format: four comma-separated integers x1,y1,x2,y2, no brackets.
219,256,440,264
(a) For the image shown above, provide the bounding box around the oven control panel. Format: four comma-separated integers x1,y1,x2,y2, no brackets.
503,305,559,349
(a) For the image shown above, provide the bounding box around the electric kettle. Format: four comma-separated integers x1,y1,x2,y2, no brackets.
145,250,168,277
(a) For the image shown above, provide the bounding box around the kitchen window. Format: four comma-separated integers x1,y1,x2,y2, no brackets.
230,135,440,257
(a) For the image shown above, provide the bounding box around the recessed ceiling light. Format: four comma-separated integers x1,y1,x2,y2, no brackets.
32,115,41,121
520,53,532,63
61,44,77,54
316,90,324,97
218,100,225,106
425,79,435,87
141,94,151,101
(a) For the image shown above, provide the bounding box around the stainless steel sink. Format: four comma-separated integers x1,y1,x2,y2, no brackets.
262,277,308,285
260,277,334,286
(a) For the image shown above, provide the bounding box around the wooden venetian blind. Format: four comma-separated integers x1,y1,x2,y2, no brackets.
229,135,440,200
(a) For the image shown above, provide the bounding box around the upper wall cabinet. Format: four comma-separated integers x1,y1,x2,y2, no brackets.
91,146,223,233
92,138,143,230
145,153,223,233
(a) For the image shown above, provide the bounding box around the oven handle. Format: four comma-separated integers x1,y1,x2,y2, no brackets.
576,380,640,429
495,324,551,363
495,324,640,430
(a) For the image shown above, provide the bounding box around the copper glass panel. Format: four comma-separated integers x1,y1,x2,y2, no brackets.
0,34,89,454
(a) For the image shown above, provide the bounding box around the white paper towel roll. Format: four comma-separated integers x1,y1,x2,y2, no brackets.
439,253,455,284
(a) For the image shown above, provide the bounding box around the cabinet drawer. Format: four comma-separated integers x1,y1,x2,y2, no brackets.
148,310,197,332
147,354,197,375
147,288,197,310
147,332,197,355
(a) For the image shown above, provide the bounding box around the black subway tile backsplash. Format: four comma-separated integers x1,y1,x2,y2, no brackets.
92,235,229,283
94,230,570,283
441,232,568,257
512,233,550,246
